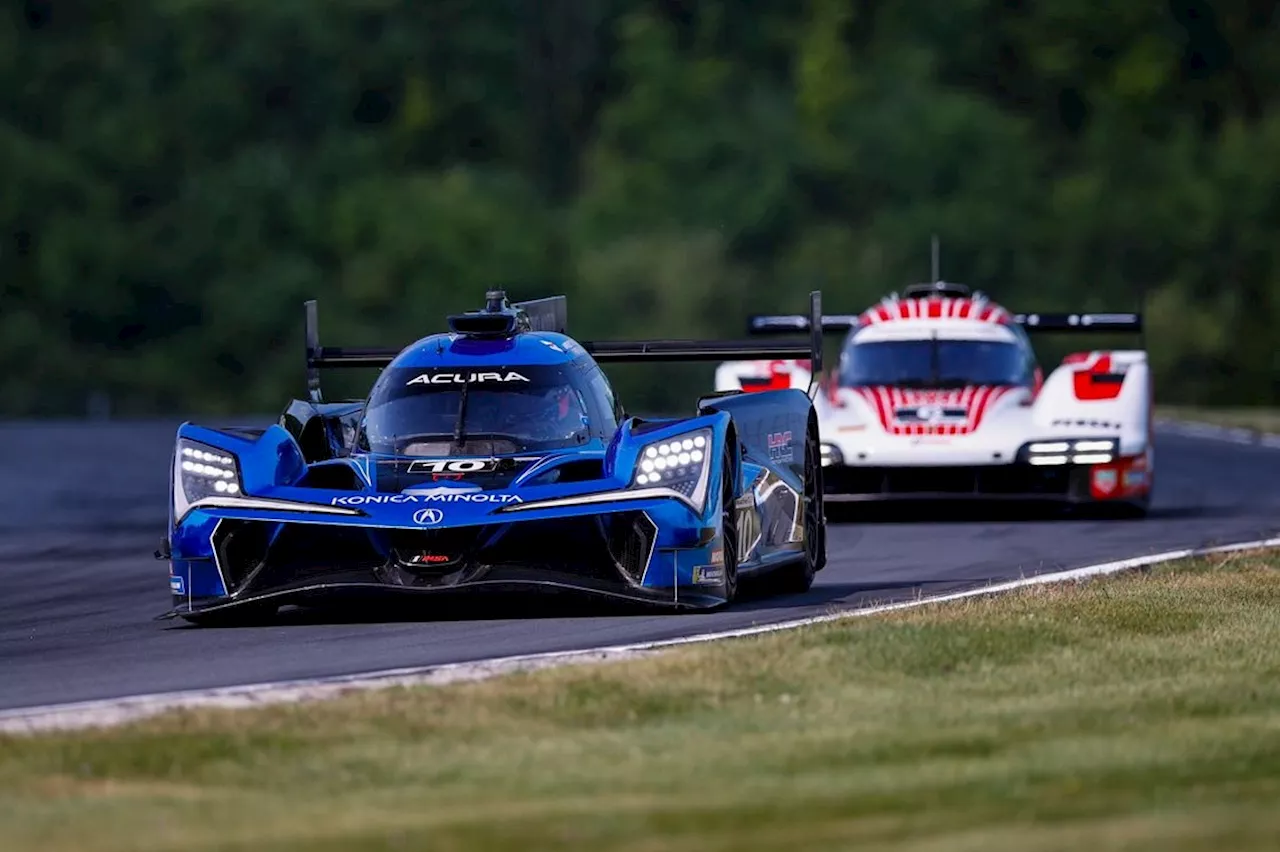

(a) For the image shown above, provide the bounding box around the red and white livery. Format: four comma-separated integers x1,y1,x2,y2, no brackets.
715,282,1153,515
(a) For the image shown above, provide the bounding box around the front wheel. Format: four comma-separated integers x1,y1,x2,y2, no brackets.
719,443,740,603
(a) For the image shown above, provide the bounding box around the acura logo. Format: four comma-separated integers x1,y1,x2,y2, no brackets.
412,508,445,526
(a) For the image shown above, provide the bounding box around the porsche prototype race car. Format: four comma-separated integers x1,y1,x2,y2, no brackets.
714,281,1153,515
160,290,828,624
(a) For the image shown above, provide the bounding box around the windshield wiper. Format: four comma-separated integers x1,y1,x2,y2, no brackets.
452,373,472,451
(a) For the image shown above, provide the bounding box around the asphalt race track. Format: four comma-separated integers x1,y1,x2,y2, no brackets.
1,421,1276,712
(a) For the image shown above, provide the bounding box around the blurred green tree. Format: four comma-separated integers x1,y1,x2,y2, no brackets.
1,0,1276,415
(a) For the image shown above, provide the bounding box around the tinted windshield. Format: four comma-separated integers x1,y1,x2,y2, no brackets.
361,365,592,456
839,339,1029,388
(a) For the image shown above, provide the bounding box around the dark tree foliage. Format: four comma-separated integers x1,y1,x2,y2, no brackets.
2,0,1277,416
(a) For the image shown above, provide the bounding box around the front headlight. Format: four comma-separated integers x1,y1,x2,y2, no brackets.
820,443,843,467
1024,438,1118,465
176,438,243,501
631,429,712,508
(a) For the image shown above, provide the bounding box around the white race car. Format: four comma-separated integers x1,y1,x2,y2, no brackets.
715,282,1153,516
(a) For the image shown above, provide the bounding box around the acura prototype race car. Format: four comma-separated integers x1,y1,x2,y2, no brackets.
160,290,828,624
714,281,1153,515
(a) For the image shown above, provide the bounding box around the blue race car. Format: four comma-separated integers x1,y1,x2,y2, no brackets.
160,290,828,624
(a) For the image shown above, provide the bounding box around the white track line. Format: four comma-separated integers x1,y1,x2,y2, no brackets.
2,536,1277,735
1156,419,1280,449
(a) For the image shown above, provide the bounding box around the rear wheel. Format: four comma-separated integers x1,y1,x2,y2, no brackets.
771,422,824,594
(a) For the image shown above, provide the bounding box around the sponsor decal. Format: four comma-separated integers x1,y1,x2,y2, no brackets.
710,548,724,566
169,575,185,594
412,508,445,526
407,485,519,504
407,459,498,476
539,339,564,352
417,489,520,504
409,553,452,565
425,492,520,504
406,371,529,386
331,494,417,505
330,491,523,506
693,565,725,585
1092,468,1118,495
1122,469,1148,489
767,430,794,462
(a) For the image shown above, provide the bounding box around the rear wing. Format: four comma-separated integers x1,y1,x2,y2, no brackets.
1012,312,1145,352
1010,312,1142,333
749,309,1142,339
304,291,825,401
748,311,1142,333
747,314,861,335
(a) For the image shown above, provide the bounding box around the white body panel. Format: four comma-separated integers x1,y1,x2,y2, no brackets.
719,287,1152,505
815,351,1151,467
715,344,1152,506
714,359,812,395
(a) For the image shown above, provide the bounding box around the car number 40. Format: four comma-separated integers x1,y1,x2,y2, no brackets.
408,459,496,474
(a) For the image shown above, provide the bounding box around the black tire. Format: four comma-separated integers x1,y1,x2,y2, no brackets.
1074,497,1149,520
807,423,827,573
1111,499,1150,519
771,420,825,594
720,443,740,604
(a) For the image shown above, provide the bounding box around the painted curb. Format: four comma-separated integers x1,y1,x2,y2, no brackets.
2,535,1278,735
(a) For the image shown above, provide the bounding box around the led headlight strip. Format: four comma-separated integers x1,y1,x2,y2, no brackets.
1026,438,1118,466
172,437,245,526
179,440,242,495
819,443,843,467
171,436,364,525
633,432,708,487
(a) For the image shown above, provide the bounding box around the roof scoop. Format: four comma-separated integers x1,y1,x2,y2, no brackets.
447,290,525,337
901,281,971,299
445,290,571,338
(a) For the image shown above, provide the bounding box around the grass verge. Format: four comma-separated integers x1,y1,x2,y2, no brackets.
1158,405,1280,434
4,551,1280,851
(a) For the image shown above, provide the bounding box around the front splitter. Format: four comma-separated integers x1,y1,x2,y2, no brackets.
161,576,726,624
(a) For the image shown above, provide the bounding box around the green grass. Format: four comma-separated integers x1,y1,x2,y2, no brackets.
1158,405,1280,434
4,552,1280,851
